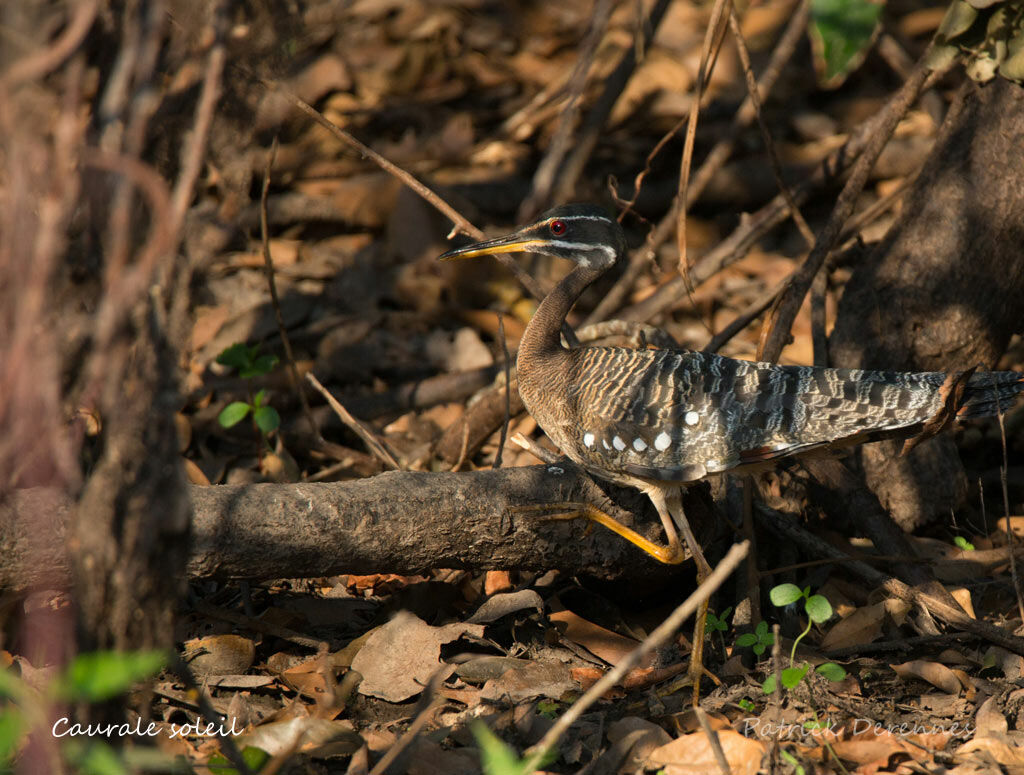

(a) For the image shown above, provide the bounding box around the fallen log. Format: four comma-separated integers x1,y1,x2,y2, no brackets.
2,463,701,591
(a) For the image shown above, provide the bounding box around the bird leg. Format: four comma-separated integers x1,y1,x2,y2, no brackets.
511,502,686,565
645,486,718,703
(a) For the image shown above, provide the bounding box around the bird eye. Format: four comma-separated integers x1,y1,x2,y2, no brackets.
549,219,566,236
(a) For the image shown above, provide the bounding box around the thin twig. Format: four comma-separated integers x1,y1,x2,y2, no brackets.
695,706,732,775
169,655,255,775
276,85,579,347
703,280,785,353
996,401,1024,623
687,0,810,211
168,2,225,239
810,271,828,367
619,68,946,327
368,676,445,775
451,422,471,473
519,541,750,774
597,0,809,326
493,312,512,470
757,59,934,362
551,0,673,205
676,0,732,280
770,623,783,769
259,138,319,442
518,0,613,220
305,372,401,470
727,5,814,249
0,0,99,87
510,432,560,465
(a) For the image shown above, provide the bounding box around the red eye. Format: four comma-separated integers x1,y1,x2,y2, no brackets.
549,219,566,236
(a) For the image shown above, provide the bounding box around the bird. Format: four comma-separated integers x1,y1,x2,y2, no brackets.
440,202,1024,688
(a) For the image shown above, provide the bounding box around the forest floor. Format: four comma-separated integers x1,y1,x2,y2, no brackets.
9,0,1024,773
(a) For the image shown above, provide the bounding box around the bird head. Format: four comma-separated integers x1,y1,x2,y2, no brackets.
439,203,625,271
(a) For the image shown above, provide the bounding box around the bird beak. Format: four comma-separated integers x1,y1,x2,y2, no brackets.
438,232,544,260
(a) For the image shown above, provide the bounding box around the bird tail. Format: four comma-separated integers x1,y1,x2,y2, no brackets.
958,371,1024,420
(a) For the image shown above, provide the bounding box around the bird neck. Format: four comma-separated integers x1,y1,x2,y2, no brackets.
518,264,601,369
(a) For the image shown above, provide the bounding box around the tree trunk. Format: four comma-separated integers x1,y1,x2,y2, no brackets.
829,77,1024,529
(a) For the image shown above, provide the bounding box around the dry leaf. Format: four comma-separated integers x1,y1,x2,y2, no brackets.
819,601,886,651
647,728,766,775
549,609,641,667
949,587,976,618
350,611,481,702
890,659,961,694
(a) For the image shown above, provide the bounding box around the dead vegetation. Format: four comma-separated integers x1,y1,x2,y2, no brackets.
2,0,1024,773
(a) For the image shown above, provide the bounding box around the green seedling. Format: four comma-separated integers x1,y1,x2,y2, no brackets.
472,722,556,775
953,536,975,551
761,584,847,694
736,620,774,656
705,606,733,649
216,343,281,446
780,748,806,775
2,650,182,773
737,698,755,712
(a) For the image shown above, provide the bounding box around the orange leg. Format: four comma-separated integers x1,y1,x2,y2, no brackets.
512,502,685,565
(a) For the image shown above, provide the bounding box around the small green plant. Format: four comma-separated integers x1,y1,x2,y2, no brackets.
472,722,556,775
1,650,171,772
953,535,975,551
761,584,847,694
705,606,732,648
737,698,755,712
780,748,806,775
216,343,281,445
535,700,560,719
736,620,774,656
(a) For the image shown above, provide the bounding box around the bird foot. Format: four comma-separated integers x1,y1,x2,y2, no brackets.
511,502,686,565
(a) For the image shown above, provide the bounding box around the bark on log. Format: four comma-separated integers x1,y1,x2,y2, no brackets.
829,78,1024,529
2,464,708,591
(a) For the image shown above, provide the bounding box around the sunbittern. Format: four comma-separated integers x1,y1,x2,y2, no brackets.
440,203,1024,690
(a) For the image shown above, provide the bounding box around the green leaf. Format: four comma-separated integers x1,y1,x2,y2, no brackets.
0,710,24,765
761,675,776,694
738,698,755,712
218,401,252,429
781,665,810,689
736,633,757,648
804,595,833,623
770,584,803,607
252,388,267,408
780,749,806,775
252,406,281,434
57,650,165,702
816,662,848,681
0,669,26,702
953,536,975,551
65,740,129,775
753,643,766,656
536,700,559,719
473,722,528,775
809,0,883,88
240,354,278,379
215,343,252,371
937,0,978,40
207,746,270,775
